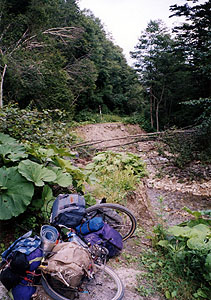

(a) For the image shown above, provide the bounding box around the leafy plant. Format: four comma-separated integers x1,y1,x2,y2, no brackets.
0,133,90,220
85,151,147,203
0,104,77,147
0,166,34,219
153,213,211,299
137,249,197,300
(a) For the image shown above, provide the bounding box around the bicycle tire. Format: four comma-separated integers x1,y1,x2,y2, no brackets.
85,203,136,241
41,264,124,300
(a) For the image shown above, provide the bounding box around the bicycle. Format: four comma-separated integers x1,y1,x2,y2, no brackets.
40,202,136,300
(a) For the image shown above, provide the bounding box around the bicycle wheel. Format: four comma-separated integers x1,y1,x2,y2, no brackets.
85,203,136,241
41,264,124,300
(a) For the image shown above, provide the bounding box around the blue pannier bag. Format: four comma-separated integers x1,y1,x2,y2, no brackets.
50,194,86,228
0,232,43,300
10,248,43,300
84,223,123,258
76,217,104,235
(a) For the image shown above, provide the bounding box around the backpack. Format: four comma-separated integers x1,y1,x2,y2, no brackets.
0,233,43,300
0,248,43,300
44,242,93,288
84,223,123,258
10,248,43,300
50,194,86,228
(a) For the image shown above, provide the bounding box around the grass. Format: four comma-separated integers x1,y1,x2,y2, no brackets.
137,248,198,300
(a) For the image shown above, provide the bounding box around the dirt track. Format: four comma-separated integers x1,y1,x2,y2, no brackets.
1,122,210,300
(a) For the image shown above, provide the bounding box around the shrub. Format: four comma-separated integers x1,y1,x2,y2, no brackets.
154,209,211,299
0,104,77,147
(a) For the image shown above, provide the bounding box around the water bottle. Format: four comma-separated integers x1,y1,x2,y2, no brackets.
67,232,87,248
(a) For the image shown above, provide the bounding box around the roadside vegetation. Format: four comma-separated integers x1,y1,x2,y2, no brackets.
0,1,210,299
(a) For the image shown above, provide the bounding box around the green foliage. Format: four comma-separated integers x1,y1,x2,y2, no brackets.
0,132,89,220
74,110,122,123
137,249,198,300
85,151,147,203
0,104,77,147
158,130,199,168
153,215,211,299
157,97,211,167
181,98,211,162
1,0,144,117
123,112,152,132
87,151,147,179
170,1,211,99
0,166,34,219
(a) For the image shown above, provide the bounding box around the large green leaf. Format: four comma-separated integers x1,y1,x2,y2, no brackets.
187,237,211,251
0,143,28,163
18,159,57,186
0,133,17,144
48,166,73,187
0,166,34,220
168,226,192,237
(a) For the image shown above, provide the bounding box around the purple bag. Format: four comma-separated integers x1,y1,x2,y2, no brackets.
84,223,123,257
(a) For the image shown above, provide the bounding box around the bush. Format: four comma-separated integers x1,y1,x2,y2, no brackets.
0,104,77,147
74,110,122,123
123,112,152,132
154,210,211,299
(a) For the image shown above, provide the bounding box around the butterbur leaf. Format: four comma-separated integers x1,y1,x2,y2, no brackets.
0,166,34,220
168,225,191,237
0,133,17,144
157,240,169,248
48,166,73,187
18,159,57,186
0,144,28,162
187,237,211,250
42,185,53,202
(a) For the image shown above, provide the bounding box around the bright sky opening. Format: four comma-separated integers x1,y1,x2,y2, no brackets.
78,0,206,64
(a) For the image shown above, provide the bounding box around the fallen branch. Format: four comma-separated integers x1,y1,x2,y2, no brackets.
70,129,196,149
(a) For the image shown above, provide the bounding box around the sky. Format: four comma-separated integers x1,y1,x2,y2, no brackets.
78,0,202,65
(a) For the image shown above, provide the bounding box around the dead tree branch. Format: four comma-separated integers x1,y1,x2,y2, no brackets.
70,129,196,150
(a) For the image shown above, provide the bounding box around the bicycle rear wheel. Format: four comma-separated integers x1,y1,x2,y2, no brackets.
85,203,136,241
41,264,124,300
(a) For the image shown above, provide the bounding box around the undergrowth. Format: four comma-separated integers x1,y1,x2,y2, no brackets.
85,151,147,204
0,104,78,147
136,207,211,300
137,248,198,300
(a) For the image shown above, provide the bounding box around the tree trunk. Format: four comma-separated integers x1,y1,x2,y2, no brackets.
150,87,154,128
156,102,159,132
155,85,165,132
0,64,7,108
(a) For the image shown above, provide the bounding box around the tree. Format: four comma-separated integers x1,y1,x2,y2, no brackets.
170,0,211,98
131,20,177,131
0,0,82,109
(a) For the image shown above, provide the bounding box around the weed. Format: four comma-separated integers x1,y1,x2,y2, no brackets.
0,243,6,253
85,151,147,204
137,249,197,300
121,252,138,264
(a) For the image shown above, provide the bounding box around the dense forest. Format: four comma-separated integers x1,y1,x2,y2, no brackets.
0,2,210,299
0,0,210,132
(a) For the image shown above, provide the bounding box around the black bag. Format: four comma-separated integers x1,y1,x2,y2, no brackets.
50,194,86,228
0,252,29,290
0,268,21,291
